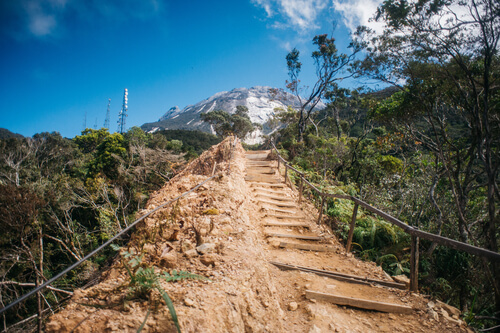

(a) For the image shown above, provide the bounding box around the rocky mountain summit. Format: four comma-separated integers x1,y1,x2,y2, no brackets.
141,86,326,143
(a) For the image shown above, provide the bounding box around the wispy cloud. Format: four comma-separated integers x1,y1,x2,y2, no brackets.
331,0,385,34
252,0,329,33
1,0,163,40
25,1,60,37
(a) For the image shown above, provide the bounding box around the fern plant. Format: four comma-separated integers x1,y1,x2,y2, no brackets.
111,244,209,333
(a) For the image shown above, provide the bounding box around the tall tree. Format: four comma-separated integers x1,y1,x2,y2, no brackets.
285,33,364,141
359,0,500,312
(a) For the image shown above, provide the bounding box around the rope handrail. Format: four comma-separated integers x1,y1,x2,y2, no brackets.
0,136,238,317
270,139,500,263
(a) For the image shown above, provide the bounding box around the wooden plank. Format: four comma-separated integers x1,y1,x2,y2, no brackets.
245,176,281,183
245,155,269,160
266,214,304,220
264,222,310,228
263,207,298,214
245,150,270,154
305,290,413,314
270,261,407,290
279,242,337,252
256,193,294,202
258,199,296,207
247,169,275,175
266,233,324,241
251,183,285,188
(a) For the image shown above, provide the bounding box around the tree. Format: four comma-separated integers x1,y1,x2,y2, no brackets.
358,0,500,314
285,33,364,141
200,106,258,139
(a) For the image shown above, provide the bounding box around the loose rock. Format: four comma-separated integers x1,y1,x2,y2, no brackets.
288,302,298,311
196,243,216,254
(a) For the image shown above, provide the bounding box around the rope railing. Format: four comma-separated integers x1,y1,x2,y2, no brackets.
0,136,238,320
270,139,500,291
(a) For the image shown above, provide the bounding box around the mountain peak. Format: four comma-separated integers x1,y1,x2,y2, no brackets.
142,87,325,143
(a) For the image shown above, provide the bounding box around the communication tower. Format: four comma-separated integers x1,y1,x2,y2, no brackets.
117,89,128,134
104,99,111,129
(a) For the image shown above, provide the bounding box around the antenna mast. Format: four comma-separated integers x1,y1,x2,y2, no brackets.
83,111,87,131
104,98,111,129
117,88,128,134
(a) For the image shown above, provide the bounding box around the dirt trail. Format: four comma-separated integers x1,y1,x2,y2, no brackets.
46,141,472,332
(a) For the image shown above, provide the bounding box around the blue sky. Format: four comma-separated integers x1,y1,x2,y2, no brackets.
0,0,383,138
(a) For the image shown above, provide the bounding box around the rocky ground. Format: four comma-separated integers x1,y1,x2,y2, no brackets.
45,138,473,332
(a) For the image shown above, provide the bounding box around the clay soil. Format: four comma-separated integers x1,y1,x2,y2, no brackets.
45,138,473,332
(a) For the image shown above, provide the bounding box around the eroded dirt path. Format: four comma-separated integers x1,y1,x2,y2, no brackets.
46,142,472,333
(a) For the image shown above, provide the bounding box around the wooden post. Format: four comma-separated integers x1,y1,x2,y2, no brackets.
277,156,280,172
410,235,419,292
317,195,325,224
284,164,288,185
346,203,359,252
298,177,303,203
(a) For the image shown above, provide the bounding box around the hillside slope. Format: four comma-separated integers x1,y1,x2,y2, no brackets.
45,138,472,333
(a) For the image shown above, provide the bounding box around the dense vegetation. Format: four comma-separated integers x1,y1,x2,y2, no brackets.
268,0,499,329
0,127,214,329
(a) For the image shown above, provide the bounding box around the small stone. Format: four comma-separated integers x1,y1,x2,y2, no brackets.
184,298,195,307
427,308,439,321
143,243,156,254
181,240,195,253
184,249,198,258
308,325,321,333
196,243,216,254
200,254,216,266
305,304,315,320
436,300,461,317
269,240,280,247
288,302,298,311
160,252,177,268
392,274,410,287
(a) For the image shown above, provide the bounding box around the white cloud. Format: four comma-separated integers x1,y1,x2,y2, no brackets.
252,0,329,33
331,0,385,34
28,13,56,36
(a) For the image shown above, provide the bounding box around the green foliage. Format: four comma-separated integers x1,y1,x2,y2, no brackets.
157,129,221,155
0,127,187,328
200,106,257,139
